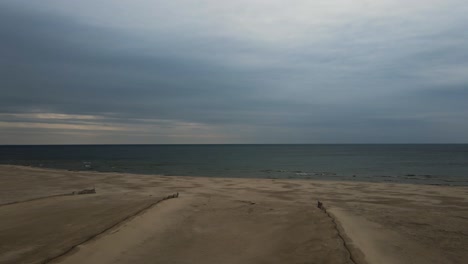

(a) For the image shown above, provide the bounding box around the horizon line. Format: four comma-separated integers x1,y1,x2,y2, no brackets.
1,143,468,146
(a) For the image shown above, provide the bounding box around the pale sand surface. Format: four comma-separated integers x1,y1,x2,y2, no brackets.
0,165,467,264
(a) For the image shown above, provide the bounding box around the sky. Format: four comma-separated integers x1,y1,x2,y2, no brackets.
1,0,468,144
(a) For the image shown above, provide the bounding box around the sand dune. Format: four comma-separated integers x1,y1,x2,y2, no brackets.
0,165,467,264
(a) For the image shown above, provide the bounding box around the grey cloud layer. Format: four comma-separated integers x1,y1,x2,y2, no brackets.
1,1,468,143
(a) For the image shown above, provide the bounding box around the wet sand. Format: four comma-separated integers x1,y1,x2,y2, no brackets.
0,165,467,264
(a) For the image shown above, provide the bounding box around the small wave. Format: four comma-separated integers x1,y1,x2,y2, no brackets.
374,175,394,178
82,161,92,169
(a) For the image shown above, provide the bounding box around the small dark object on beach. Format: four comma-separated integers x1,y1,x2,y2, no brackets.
164,192,179,200
76,188,96,195
239,200,255,205
317,200,323,209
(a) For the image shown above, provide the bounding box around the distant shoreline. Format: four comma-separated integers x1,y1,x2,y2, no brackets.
0,163,468,187
2,144,468,186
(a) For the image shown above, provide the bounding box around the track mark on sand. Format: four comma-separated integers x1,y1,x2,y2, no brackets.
318,203,360,264
0,193,75,207
42,193,180,264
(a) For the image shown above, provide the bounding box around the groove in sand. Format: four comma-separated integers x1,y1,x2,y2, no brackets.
42,193,180,264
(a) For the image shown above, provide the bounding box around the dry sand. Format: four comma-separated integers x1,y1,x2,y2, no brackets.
0,165,467,264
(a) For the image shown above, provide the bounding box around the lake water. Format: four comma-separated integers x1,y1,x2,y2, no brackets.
1,144,467,185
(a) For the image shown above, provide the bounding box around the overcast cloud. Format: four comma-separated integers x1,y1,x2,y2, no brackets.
1,0,468,144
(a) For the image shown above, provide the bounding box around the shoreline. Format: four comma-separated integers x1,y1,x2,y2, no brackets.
1,163,465,187
3,144,468,187
1,165,467,264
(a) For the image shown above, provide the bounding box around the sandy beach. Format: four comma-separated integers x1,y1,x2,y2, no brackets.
0,165,467,264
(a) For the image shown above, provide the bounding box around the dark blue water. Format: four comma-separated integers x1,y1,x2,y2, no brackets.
1,144,468,185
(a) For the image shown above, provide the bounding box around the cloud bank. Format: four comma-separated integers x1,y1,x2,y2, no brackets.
1,0,468,143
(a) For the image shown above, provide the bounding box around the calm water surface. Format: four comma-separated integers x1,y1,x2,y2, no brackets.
1,144,467,185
